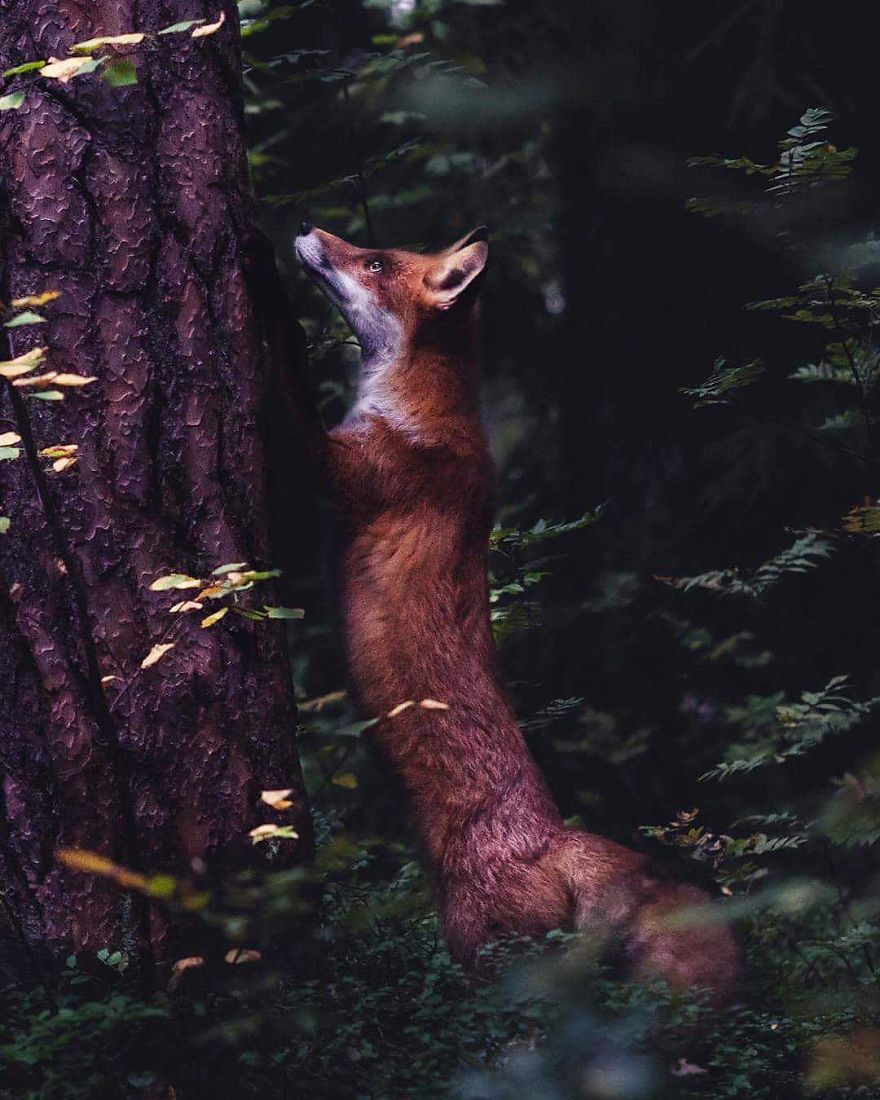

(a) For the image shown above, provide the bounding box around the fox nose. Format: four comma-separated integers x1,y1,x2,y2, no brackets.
299,220,312,235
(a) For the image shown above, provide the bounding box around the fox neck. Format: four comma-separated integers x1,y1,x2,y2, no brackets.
353,308,482,439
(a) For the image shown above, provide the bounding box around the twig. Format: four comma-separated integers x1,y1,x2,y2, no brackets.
686,0,763,62
825,842,876,977
342,79,377,246
824,275,876,470
107,617,181,717
728,395,868,465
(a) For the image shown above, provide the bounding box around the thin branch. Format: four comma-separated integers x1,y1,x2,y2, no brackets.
728,394,868,465
686,0,763,63
107,617,181,717
342,79,378,247
823,275,876,470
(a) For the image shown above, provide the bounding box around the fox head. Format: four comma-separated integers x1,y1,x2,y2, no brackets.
293,225,489,366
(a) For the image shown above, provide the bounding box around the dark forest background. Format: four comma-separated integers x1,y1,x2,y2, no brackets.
3,1,880,1096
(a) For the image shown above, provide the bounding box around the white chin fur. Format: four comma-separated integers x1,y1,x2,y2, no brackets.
296,237,409,434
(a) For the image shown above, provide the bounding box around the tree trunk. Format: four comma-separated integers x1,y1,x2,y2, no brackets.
0,0,312,964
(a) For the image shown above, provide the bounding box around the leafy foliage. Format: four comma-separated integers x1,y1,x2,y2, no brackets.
662,532,834,598
680,357,765,407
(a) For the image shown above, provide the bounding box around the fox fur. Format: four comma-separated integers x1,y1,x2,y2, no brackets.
294,224,739,1004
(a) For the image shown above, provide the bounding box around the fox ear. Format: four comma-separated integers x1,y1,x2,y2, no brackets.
444,225,489,254
425,240,489,310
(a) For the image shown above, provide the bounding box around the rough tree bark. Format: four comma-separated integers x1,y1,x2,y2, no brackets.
0,0,312,962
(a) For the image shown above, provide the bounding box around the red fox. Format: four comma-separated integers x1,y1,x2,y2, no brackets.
294,224,739,1003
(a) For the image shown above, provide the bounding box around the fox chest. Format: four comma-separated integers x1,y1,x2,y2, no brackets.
337,513,485,702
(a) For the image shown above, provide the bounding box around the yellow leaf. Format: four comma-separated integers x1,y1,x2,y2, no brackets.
169,599,203,613
173,955,205,972
11,291,60,309
39,443,78,459
52,456,77,472
332,772,358,790
197,585,224,599
140,642,175,669
101,674,121,685
0,346,46,379
57,848,117,876
419,699,449,710
224,948,262,965
248,823,280,844
298,689,347,713
12,371,58,388
0,432,21,446
72,33,146,53
41,56,98,82
150,573,201,591
386,700,415,718
261,788,294,811
51,372,98,387
200,606,229,628
56,847,149,891
169,956,205,987
192,11,225,37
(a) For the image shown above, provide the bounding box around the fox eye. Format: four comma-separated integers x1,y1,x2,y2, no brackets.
366,258,384,273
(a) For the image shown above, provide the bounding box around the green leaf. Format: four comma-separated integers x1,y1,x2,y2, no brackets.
30,390,63,401
4,311,46,328
680,357,764,407
201,606,229,628
0,91,26,111
327,717,379,738
843,504,880,535
212,561,249,575
233,608,266,621
490,510,601,549
0,447,20,461
264,606,305,620
71,33,146,53
237,569,282,582
102,58,137,87
158,19,206,34
2,61,46,78
0,517,10,534
818,411,857,433
240,3,315,37
127,1071,158,1088
665,532,833,599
